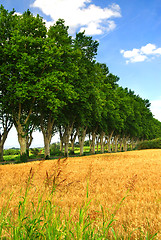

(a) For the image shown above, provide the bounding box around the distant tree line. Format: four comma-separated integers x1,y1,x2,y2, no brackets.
1,5,161,161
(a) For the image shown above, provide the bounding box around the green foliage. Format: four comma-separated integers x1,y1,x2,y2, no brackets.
3,155,20,162
30,148,42,157
137,138,161,150
1,4,161,158
3,148,20,156
50,143,62,156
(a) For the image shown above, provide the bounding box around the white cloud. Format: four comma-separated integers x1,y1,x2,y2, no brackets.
130,55,147,63
154,48,161,55
121,43,161,63
30,0,121,35
80,21,103,35
120,48,139,58
150,98,161,122
14,12,22,16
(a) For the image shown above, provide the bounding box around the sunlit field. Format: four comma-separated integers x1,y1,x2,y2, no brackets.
0,149,161,239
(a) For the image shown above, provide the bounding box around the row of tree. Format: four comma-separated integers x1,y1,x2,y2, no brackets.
1,5,161,161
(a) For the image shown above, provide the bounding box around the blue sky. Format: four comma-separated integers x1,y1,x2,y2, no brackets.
1,0,161,148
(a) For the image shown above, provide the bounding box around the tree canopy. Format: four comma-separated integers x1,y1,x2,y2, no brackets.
1,5,161,160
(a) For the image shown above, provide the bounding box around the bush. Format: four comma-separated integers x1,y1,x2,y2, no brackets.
69,150,75,155
84,140,90,146
50,143,62,156
30,148,42,157
136,138,161,150
3,148,20,156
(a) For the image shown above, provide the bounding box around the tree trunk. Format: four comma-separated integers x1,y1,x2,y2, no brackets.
79,139,84,155
41,132,52,159
131,137,134,150
91,130,97,154
44,137,51,158
78,126,87,155
70,130,77,153
89,133,92,152
64,123,74,157
13,102,34,161
107,131,114,153
0,116,13,161
111,138,114,152
17,129,27,161
0,128,11,161
107,139,111,153
0,144,4,162
64,141,69,157
79,140,84,155
119,138,123,152
26,130,33,158
59,123,74,157
96,135,99,152
114,135,119,152
123,136,129,152
100,131,105,153
14,117,28,161
59,127,64,153
60,139,64,152
40,112,54,159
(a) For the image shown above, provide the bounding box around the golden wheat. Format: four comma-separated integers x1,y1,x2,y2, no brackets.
0,149,161,238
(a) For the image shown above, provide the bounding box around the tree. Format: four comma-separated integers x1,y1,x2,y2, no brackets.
38,19,79,158
72,32,99,155
0,107,13,161
0,8,47,161
0,6,16,160
96,64,120,153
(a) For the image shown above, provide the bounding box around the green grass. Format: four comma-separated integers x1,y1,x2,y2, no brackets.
3,153,44,163
2,143,126,163
3,154,20,162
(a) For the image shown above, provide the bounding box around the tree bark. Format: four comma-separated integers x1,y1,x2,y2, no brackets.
107,131,114,153
0,144,4,162
0,115,13,161
96,135,99,152
91,130,97,154
44,137,51,158
15,122,28,161
13,102,34,161
40,112,54,159
64,122,74,157
111,138,114,152
26,128,34,157
70,130,77,152
14,117,28,161
114,135,119,152
123,135,129,152
100,131,105,153
60,139,64,152
78,126,87,155
59,127,64,153
18,131,27,157
79,141,84,155
59,123,74,157
119,138,123,152
89,133,92,152
0,128,11,161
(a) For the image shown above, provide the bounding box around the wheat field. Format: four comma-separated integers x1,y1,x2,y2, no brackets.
0,149,161,238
